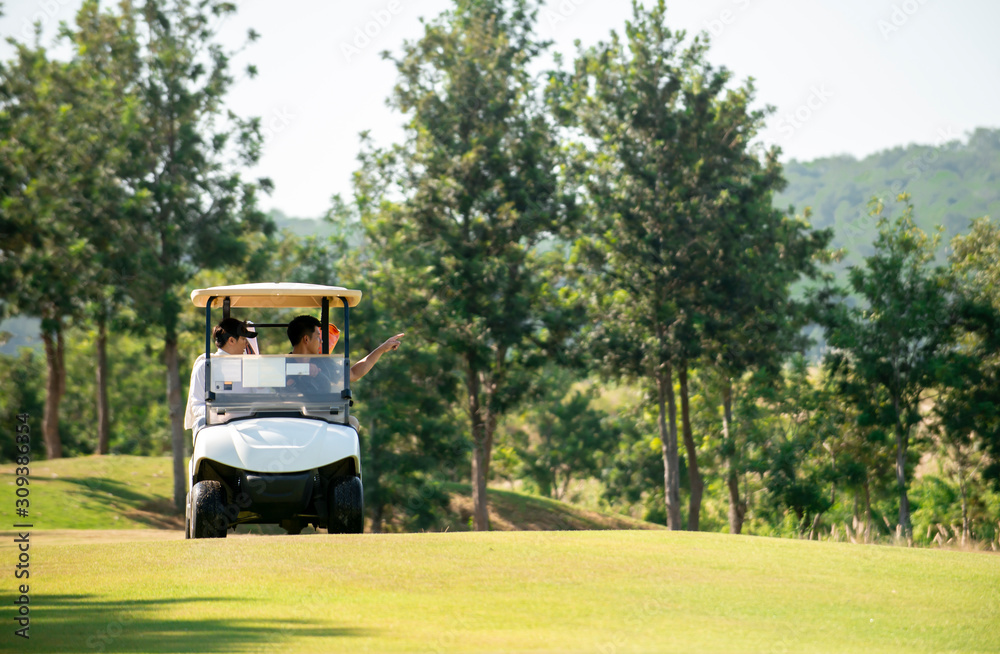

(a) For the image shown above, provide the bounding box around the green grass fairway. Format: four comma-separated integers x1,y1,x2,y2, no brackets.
1,456,180,529
2,530,997,653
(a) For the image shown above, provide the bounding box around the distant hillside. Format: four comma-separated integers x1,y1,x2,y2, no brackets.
776,127,1000,267
268,208,340,239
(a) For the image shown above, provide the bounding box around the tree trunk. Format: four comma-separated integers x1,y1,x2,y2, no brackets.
679,365,702,531
41,329,65,459
96,317,111,455
894,422,912,544
957,465,969,546
483,409,498,481
471,443,489,531
165,336,186,513
863,475,872,541
466,364,490,531
657,364,682,530
722,379,745,534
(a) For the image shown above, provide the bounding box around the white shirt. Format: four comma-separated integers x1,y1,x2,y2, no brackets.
184,349,229,430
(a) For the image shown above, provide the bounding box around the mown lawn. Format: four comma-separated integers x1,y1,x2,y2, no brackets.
1,529,997,653
0,455,180,530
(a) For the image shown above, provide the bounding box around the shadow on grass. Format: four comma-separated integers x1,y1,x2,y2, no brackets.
55,476,185,528
58,476,161,506
27,594,367,652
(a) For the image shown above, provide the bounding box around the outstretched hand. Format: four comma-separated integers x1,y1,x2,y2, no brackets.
381,333,405,352
350,333,406,383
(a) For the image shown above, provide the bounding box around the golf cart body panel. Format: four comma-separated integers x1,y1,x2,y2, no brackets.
185,283,365,538
191,418,361,477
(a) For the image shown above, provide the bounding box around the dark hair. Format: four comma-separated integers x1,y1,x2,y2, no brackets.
214,318,256,349
287,314,321,347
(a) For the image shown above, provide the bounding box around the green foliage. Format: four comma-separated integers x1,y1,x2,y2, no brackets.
946,218,1000,489
0,348,44,461
61,327,172,456
596,396,671,525
124,0,274,336
342,240,467,533
815,195,966,540
500,367,613,501
741,360,839,535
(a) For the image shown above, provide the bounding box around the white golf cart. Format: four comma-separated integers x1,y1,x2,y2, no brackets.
185,283,363,538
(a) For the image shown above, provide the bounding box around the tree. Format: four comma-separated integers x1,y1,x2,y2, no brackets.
935,217,1000,538
553,0,825,529
374,0,576,530
0,5,137,459
119,0,273,510
60,2,146,456
817,195,960,543
949,217,1000,484
0,39,76,458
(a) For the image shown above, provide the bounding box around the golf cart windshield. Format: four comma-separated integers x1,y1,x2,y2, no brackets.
206,354,349,424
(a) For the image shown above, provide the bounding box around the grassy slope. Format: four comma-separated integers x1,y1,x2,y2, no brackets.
0,530,997,653
0,456,658,532
1,456,181,530
441,481,661,532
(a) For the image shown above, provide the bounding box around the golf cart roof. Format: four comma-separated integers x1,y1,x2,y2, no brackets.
190,283,362,309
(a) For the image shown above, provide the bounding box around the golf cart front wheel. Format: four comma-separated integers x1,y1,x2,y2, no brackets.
328,476,363,534
191,480,228,539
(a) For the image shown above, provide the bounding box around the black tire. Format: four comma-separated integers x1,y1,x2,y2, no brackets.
328,476,364,534
191,480,228,539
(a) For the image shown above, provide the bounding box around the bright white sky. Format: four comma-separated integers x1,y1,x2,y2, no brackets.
2,0,998,218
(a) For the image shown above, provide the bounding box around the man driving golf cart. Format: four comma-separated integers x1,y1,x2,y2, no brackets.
183,282,401,538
